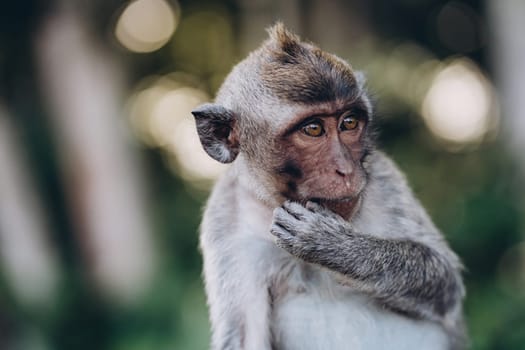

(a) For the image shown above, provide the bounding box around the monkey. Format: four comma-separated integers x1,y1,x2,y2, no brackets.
191,23,466,350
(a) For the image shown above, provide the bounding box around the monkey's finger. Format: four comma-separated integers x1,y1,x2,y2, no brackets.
305,201,325,212
270,223,298,247
272,222,298,239
305,201,339,219
282,200,309,219
272,208,301,234
270,222,287,238
271,228,302,254
274,206,301,225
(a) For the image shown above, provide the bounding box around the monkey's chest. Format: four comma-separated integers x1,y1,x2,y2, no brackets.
271,288,448,350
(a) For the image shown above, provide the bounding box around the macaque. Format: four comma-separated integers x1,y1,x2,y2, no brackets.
192,23,466,350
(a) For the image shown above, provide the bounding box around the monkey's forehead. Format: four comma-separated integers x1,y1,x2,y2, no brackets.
214,28,371,128
257,41,360,105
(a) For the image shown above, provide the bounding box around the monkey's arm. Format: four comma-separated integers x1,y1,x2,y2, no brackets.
270,201,464,326
200,173,277,350
202,231,276,350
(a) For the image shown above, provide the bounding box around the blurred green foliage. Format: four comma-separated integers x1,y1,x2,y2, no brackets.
0,0,524,349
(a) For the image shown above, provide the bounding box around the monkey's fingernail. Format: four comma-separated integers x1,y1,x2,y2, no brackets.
282,200,295,210
273,207,286,217
305,201,321,210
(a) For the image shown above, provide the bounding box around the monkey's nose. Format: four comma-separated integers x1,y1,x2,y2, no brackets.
331,141,353,177
336,168,353,188
335,162,353,177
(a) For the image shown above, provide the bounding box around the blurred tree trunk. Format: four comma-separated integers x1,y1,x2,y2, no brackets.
0,105,60,308
34,4,156,304
488,0,525,174
237,0,370,55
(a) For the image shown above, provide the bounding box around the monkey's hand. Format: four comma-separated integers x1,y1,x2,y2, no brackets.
271,200,464,327
270,200,350,263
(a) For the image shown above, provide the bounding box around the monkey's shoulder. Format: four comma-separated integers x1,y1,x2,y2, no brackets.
355,151,441,240
366,151,411,193
201,166,276,245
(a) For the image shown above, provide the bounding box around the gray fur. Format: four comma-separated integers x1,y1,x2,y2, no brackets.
271,200,462,320
196,23,466,350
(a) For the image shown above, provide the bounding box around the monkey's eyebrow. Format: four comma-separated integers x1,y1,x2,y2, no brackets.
340,100,370,117
342,106,369,120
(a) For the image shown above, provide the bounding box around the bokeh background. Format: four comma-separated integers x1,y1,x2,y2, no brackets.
0,0,524,349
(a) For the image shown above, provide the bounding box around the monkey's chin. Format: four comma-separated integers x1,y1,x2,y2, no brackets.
309,196,360,220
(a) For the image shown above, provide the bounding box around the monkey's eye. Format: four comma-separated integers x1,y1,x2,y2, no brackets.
340,115,359,131
302,122,324,137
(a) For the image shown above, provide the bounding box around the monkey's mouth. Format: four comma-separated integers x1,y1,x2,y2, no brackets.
307,196,360,219
308,196,355,205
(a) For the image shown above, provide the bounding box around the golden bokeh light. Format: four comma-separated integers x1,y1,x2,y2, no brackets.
421,58,497,146
129,75,228,184
359,40,441,115
115,0,179,53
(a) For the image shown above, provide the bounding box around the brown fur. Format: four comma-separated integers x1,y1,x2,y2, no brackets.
259,23,359,104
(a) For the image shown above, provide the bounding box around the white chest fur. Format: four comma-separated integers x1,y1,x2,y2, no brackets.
271,269,448,350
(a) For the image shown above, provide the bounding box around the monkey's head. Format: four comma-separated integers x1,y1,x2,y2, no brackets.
192,23,374,218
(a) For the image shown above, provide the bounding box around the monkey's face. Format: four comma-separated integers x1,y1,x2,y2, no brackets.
274,105,369,218
192,23,374,219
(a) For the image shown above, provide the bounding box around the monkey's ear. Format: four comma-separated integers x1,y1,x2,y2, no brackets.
191,103,240,163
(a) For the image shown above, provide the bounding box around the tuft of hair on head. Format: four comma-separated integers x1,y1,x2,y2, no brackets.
260,22,361,105
266,22,300,48
264,22,307,60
